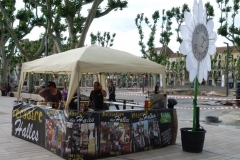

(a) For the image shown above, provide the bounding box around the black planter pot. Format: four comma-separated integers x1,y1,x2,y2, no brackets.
180,127,206,153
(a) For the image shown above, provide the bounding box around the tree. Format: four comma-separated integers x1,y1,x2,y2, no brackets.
0,0,46,88
211,53,219,86
22,0,128,52
171,4,190,45
0,0,16,83
135,10,173,65
1,0,128,89
216,0,240,52
8,54,26,85
135,11,160,61
90,31,116,47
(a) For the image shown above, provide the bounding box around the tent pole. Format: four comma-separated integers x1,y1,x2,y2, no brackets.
77,72,80,113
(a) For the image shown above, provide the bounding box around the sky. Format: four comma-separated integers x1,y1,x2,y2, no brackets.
18,0,238,57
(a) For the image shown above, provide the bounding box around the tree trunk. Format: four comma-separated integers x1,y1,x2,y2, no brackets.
27,74,34,93
1,50,8,84
78,0,100,47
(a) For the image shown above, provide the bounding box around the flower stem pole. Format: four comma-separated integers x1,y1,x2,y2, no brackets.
193,76,199,131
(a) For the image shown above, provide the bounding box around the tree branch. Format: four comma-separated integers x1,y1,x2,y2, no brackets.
78,0,101,47
6,43,15,59
82,0,95,6
48,32,63,52
95,7,113,18
3,35,10,45
63,0,78,49
29,0,46,8
0,3,29,58
32,35,46,59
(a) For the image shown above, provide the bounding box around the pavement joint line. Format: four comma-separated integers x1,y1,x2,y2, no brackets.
202,150,240,159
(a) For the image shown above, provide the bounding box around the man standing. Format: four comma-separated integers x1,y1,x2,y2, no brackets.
108,80,119,110
155,82,159,94
88,82,107,111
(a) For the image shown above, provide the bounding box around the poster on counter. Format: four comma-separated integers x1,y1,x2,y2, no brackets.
45,109,65,156
62,110,99,160
12,103,46,147
99,111,132,157
159,111,172,147
131,110,162,152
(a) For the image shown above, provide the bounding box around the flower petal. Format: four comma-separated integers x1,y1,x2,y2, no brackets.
206,54,211,71
208,44,216,55
184,11,194,33
189,69,197,82
180,25,192,41
186,54,193,72
180,41,191,55
203,67,208,81
209,31,217,44
198,0,204,24
198,62,204,83
203,9,207,25
207,19,214,33
186,52,198,72
193,0,199,25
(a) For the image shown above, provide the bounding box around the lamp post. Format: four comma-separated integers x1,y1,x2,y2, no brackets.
224,42,229,96
142,74,145,93
45,35,49,86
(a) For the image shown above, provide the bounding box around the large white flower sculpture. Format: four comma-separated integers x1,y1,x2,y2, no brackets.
179,0,217,83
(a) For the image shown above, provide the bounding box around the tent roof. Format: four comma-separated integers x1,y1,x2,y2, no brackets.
22,45,165,74
18,45,166,108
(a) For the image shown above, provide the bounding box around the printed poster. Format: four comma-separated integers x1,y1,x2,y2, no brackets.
45,109,66,156
131,110,162,152
63,110,99,160
99,111,132,157
159,111,173,146
12,104,46,147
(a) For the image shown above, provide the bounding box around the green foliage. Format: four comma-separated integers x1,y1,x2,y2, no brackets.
135,10,173,65
9,54,26,73
205,2,215,21
216,0,240,52
90,32,116,47
171,4,190,45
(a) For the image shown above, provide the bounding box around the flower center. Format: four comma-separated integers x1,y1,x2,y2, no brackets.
192,24,209,61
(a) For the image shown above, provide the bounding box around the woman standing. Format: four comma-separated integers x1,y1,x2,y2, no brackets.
61,83,68,101
39,81,62,103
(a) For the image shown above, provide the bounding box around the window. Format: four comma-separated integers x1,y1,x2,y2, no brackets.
219,55,221,59
214,71,216,77
209,71,212,77
218,71,221,77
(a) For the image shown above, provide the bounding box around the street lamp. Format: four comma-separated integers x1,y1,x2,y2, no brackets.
45,35,49,86
142,74,146,93
224,42,229,96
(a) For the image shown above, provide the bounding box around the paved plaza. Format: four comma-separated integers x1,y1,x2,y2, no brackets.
1,96,240,160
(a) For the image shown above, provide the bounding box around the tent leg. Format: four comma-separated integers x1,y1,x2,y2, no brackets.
77,73,80,113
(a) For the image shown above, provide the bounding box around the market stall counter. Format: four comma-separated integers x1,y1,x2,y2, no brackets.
12,101,177,160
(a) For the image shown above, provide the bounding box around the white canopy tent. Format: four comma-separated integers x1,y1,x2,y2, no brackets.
17,45,166,107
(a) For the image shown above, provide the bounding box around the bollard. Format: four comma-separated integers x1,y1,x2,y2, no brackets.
123,100,126,110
